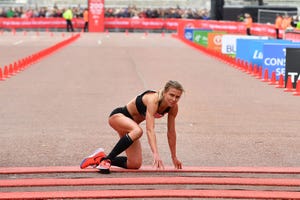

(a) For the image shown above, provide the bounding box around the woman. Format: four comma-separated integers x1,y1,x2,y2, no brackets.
80,80,184,174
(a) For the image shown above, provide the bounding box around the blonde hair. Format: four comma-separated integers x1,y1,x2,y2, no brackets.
158,80,184,102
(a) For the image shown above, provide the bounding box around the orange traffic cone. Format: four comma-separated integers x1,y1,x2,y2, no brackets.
13,62,19,74
293,80,300,96
269,71,277,85
8,64,14,76
251,64,258,76
284,76,294,92
276,74,285,88
246,63,253,74
242,62,248,72
261,68,269,82
256,66,262,79
4,66,9,78
0,67,3,81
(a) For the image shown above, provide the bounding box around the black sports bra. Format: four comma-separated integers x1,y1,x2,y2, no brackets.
135,90,170,117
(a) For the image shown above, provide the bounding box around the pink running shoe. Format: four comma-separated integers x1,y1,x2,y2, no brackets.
97,159,111,174
80,148,106,169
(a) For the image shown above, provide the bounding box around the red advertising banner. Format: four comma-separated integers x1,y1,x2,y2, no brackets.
284,30,300,42
0,17,280,38
0,18,84,29
0,18,179,30
88,0,105,32
104,18,178,30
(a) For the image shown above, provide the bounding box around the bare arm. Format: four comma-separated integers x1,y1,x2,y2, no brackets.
167,105,182,169
145,94,164,169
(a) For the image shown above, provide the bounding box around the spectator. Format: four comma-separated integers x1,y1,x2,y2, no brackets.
0,8,4,17
281,14,292,30
296,17,300,30
244,13,253,35
38,7,47,18
63,7,74,32
275,14,282,39
0,5,211,20
6,7,15,18
25,8,33,18
53,7,62,18
83,8,88,32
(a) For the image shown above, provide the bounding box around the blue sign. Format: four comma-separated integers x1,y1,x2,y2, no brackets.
184,28,212,41
184,28,194,41
236,39,291,67
263,43,300,80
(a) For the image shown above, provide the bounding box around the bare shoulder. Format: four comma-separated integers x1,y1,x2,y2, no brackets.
143,92,158,105
169,104,178,117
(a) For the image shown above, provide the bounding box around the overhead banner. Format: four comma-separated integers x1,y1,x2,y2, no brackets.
286,48,300,88
88,0,105,32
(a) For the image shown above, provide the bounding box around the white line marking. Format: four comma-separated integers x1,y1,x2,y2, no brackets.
13,40,23,45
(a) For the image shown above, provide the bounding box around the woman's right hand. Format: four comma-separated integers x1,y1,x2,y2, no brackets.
153,153,164,169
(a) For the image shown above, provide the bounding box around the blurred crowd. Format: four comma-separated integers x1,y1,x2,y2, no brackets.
0,5,210,19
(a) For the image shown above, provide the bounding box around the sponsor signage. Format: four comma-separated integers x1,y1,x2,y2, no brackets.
236,39,291,67
262,43,300,80
184,28,212,42
184,28,194,41
285,48,300,88
207,32,226,52
193,29,213,47
88,0,105,32
222,35,268,55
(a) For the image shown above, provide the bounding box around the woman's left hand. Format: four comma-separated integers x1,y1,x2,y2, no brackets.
172,157,182,169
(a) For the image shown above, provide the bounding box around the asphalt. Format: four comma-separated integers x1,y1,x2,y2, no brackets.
0,31,299,170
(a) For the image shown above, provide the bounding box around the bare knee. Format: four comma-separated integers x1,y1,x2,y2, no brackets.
127,160,142,169
129,126,143,141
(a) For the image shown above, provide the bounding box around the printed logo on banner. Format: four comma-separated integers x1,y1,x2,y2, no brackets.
90,0,103,22
88,0,104,32
262,43,300,80
184,28,194,41
207,32,226,52
213,35,222,45
193,30,212,47
185,23,195,28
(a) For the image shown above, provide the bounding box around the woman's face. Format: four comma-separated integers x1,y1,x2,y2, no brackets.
164,87,183,107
